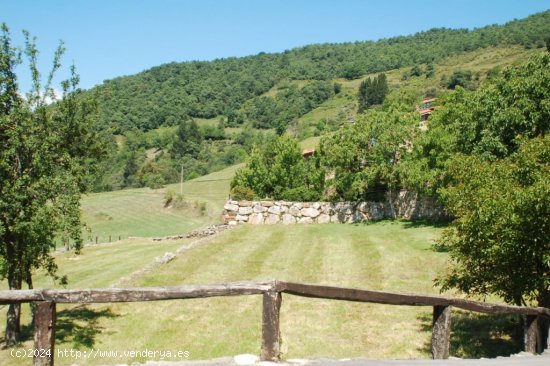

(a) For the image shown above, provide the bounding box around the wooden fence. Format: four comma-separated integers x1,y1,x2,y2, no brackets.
1,280,549,366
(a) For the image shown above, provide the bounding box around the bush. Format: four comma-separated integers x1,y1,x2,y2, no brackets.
186,171,199,180
280,186,321,202
164,189,175,207
445,70,476,90
172,193,186,209
143,173,165,189
231,186,255,201
194,200,207,216
164,190,186,209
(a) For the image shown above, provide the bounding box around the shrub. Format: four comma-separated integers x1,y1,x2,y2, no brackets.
280,186,321,202
186,171,199,180
231,186,255,201
194,200,207,216
164,189,174,207
172,193,186,209
165,190,186,209
143,173,165,189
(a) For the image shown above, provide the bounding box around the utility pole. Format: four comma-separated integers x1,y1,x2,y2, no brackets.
180,163,183,196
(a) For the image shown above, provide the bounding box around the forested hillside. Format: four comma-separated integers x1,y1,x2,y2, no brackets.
88,11,550,192
91,11,550,132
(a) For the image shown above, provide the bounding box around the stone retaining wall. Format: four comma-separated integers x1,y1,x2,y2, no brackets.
222,191,447,225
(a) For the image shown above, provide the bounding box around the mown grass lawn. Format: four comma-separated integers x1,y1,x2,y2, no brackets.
0,221,449,365
0,236,194,365
80,163,240,244
1,221,522,366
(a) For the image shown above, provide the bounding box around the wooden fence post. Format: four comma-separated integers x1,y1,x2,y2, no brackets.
524,315,539,354
261,291,281,361
542,317,550,351
431,305,452,359
34,302,56,366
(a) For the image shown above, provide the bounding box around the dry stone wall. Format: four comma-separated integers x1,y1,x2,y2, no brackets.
222,191,447,225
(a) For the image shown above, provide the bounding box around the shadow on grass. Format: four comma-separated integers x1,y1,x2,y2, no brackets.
401,219,451,229
418,310,522,358
352,218,450,228
0,304,118,349
56,305,118,348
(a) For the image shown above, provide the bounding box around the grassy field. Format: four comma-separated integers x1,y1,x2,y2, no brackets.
0,235,195,362
81,164,240,243
1,211,520,365
1,221,454,365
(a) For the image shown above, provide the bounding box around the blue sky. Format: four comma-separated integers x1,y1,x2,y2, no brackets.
2,0,549,91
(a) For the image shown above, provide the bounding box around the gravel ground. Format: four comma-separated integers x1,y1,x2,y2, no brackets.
127,351,550,366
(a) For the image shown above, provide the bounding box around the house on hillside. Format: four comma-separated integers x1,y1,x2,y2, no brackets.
417,97,436,131
302,148,316,158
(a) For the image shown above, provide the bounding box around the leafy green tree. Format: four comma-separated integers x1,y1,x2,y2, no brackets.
320,102,417,203
425,62,435,78
410,65,422,77
171,117,203,159
231,135,323,200
435,136,550,307
445,70,475,90
242,81,333,132
0,24,105,344
404,52,550,193
343,63,362,80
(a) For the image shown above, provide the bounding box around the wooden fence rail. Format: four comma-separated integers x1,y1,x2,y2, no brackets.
0,280,548,365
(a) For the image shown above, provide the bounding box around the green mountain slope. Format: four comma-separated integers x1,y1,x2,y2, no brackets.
90,11,550,133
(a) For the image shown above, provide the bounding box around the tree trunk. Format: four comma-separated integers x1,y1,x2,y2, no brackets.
537,295,550,351
5,304,21,346
5,274,22,346
388,187,396,219
26,271,36,326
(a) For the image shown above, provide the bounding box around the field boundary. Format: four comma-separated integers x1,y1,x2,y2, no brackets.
1,280,549,365
113,225,234,287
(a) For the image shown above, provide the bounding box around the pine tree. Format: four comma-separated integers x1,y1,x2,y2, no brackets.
357,78,371,113
357,73,388,113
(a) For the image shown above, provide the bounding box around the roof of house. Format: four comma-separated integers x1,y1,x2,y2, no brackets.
419,107,435,116
302,148,316,157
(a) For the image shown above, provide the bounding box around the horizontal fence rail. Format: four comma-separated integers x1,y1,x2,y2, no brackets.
0,280,548,365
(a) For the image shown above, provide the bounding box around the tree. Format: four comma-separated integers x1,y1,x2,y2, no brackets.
343,63,362,80
231,135,323,200
320,102,417,202
404,53,550,194
0,24,105,344
435,136,550,307
410,65,422,77
171,117,203,159
445,70,475,90
425,62,435,78
399,53,550,309
357,73,389,113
